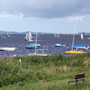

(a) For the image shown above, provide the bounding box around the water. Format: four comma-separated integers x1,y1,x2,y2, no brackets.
0,33,90,58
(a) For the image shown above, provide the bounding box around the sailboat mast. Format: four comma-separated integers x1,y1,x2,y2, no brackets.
72,24,75,50
35,33,37,54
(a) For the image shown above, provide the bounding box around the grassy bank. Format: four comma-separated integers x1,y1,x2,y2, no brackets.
0,53,90,90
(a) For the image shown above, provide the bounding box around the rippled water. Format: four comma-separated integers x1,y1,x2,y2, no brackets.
0,33,90,58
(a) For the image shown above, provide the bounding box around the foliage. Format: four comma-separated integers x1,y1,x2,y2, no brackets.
0,53,90,89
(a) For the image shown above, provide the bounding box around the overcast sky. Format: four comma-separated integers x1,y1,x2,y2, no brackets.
0,0,90,33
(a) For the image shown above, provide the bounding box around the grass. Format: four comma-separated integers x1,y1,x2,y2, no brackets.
0,53,90,90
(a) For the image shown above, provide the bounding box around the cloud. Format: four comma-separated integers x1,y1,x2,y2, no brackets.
66,15,90,22
0,0,90,18
0,12,24,19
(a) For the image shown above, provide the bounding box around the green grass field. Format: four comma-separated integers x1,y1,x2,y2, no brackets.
0,53,90,90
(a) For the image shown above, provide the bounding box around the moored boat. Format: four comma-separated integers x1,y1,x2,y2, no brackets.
0,47,16,51
55,44,66,47
65,24,85,55
72,45,89,50
26,44,40,49
28,53,51,56
65,50,85,54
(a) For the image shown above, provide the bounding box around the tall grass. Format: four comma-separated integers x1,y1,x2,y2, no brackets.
0,53,90,89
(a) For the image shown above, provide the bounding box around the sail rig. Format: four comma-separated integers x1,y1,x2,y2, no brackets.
25,32,33,41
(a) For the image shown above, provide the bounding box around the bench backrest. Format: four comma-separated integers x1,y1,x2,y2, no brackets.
75,74,85,79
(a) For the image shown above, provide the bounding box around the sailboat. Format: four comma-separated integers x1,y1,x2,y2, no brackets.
72,45,89,50
25,32,33,42
65,24,85,54
80,34,83,39
54,33,60,37
27,33,50,56
26,33,40,49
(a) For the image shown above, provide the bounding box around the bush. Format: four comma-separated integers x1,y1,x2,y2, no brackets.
0,53,90,86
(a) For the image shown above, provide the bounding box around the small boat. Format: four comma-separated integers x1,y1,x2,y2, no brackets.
0,47,16,51
6,33,10,37
72,45,89,50
65,24,85,54
28,53,51,56
65,50,85,54
87,38,90,40
28,48,51,56
26,44,40,49
54,33,60,37
26,33,41,50
55,44,66,47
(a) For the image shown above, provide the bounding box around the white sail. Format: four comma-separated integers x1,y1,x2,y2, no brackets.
28,32,32,41
80,34,83,39
25,32,32,41
54,33,60,37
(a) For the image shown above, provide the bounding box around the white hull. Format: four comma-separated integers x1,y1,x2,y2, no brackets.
55,44,66,47
0,47,16,51
28,53,51,56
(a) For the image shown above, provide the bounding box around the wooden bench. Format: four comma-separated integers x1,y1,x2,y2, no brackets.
68,73,85,84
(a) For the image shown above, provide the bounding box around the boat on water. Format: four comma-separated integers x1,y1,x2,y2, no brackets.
54,33,60,37
28,48,50,56
65,50,85,54
0,47,16,51
26,33,50,56
87,37,90,40
65,24,85,54
28,53,51,56
26,33,41,49
80,34,84,39
26,44,40,49
55,44,66,47
72,45,89,50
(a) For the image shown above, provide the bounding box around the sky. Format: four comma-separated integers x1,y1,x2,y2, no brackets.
0,0,90,34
